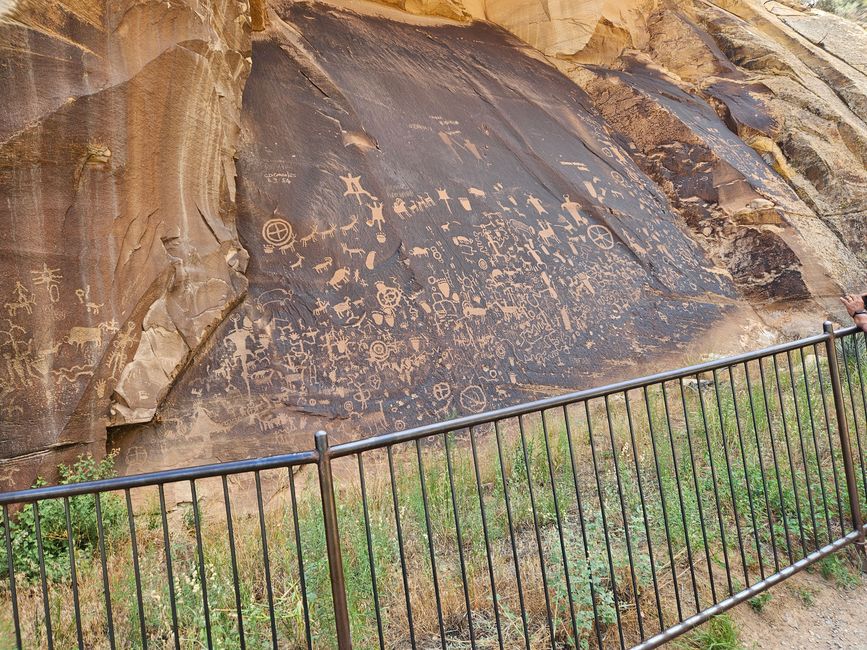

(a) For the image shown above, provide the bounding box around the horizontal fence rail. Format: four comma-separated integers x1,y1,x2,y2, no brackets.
1,322,866,648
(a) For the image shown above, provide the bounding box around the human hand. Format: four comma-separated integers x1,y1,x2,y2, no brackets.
841,294,865,317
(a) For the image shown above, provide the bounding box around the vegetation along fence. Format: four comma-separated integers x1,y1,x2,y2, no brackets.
2,321,867,649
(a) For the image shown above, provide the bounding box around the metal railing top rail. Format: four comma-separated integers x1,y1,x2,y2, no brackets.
0,449,319,506
329,323,860,459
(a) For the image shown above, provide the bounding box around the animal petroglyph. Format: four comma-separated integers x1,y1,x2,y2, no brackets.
65,326,102,352
314,257,334,274
327,267,350,290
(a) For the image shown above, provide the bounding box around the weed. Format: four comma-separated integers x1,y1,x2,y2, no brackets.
817,553,860,589
795,586,815,607
747,592,772,612
681,614,742,649
0,452,124,581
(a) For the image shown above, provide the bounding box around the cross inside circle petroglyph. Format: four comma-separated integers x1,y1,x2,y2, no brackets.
262,218,294,247
587,224,614,250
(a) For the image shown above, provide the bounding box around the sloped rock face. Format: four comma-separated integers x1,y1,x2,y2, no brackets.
1,0,865,483
0,1,251,489
112,4,741,468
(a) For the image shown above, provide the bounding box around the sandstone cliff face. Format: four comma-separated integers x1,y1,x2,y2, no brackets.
0,0,864,485
0,0,250,488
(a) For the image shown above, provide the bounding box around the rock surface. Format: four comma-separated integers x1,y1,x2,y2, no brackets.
0,0,251,487
0,0,864,484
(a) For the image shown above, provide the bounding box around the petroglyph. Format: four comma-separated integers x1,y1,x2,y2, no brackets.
30,264,62,304
125,7,738,462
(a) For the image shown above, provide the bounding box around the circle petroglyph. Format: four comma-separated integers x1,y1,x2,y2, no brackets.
432,382,451,401
376,284,402,310
587,224,614,250
369,340,389,363
459,385,487,413
262,218,294,247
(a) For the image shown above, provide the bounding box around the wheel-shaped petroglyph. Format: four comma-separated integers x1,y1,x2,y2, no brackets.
459,385,487,413
587,224,614,250
262,218,294,247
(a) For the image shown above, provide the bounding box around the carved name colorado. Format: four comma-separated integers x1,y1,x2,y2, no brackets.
117,5,736,464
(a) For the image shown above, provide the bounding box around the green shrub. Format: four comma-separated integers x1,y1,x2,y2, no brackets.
0,453,125,581
817,553,860,589
681,614,742,649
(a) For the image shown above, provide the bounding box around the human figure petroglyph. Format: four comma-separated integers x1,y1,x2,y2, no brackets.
526,194,547,215
105,323,137,377
561,195,588,226
31,263,62,303
224,315,255,395
341,174,377,204
4,282,35,317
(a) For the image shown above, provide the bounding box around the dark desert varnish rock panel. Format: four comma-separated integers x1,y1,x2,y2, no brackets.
111,2,738,469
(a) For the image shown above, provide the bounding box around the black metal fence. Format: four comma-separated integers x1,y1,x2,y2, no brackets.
1,322,866,649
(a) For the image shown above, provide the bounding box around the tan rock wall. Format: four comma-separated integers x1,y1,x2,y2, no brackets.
0,0,251,488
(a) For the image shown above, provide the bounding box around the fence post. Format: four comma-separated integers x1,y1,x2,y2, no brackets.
823,321,867,571
315,430,353,648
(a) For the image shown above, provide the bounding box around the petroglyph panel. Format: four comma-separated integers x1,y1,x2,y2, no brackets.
113,4,737,466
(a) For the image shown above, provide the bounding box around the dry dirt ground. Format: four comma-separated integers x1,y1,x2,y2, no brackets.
733,569,867,649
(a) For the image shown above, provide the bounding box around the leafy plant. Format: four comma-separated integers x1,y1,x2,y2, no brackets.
681,614,743,649
817,553,860,589
0,453,124,581
748,591,772,612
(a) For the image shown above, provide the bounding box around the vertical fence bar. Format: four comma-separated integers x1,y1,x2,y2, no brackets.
315,431,353,649
288,468,313,649
33,501,54,650
221,475,246,649
823,322,867,570
158,484,181,650
63,496,85,649
493,420,532,649
2,504,21,650
356,453,385,650
413,438,447,648
123,490,147,650
253,470,278,648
